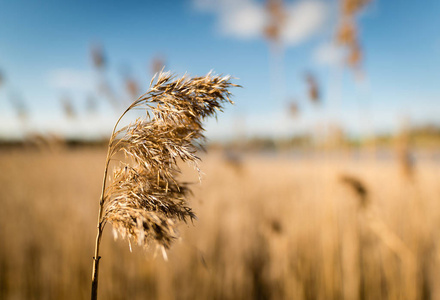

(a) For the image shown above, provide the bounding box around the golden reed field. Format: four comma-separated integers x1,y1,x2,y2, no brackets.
1,146,440,300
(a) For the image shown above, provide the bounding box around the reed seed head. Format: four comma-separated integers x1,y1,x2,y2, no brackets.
100,71,238,251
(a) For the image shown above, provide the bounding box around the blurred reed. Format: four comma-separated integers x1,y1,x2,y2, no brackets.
0,148,439,299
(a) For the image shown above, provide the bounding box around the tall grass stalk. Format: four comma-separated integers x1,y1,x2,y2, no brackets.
90,71,237,300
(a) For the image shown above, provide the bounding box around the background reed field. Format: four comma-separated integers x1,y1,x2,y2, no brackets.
1,145,440,300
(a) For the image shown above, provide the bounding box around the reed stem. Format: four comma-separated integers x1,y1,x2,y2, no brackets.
91,224,103,300
91,159,111,300
89,72,235,300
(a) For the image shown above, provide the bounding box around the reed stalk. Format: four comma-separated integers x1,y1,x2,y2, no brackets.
90,71,237,300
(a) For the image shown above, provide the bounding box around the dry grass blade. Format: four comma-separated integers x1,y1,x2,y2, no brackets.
340,174,369,209
305,72,320,105
90,71,238,300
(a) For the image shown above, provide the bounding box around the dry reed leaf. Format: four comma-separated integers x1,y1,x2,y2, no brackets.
305,73,320,105
91,43,106,70
340,174,369,209
336,20,357,45
341,0,372,16
336,0,372,73
60,95,76,120
125,78,139,99
347,41,362,69
263,0,287,43
151,55,166,76
395,133,415,181
223,149,244,174
288,100,299,117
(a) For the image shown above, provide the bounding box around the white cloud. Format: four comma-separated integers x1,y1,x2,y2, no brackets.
313,42,343,65
194,0,266,39
193,0,328,47
47,69,93,91
281,1,327,46
219,1,266,39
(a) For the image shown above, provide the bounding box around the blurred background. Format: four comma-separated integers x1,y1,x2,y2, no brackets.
1,0,440,299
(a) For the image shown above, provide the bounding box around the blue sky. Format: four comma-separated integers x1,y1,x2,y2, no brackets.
0,0,439,140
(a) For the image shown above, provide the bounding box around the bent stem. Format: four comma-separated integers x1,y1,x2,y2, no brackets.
90,99,139,300
91,150,116,300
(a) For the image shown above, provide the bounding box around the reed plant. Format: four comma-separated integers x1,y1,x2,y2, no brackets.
90,71,237,300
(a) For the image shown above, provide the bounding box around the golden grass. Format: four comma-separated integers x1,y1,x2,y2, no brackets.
1,147,440,299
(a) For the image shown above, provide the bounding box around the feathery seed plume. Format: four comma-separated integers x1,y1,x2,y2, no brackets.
91,71,237,299
103,71,237,249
